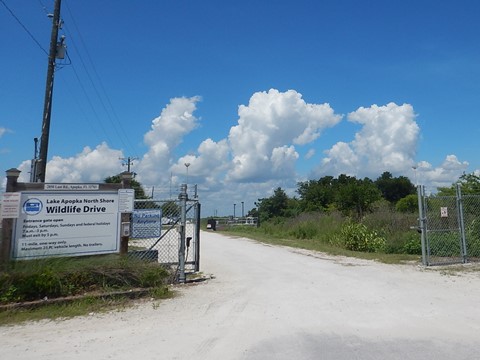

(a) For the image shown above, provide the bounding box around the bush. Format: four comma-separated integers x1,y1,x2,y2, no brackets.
396,194,419,213
402,232,422,255
332,222,386,253
466,219,480,257
0,257,170,305
288,221,319,239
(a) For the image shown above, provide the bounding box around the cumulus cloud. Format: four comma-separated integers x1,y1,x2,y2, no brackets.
317,102,419,178
227,89,342,182
43,143,124,183
137,96,201,184
416,155,469,188
3,91,475,213
170,138,230,190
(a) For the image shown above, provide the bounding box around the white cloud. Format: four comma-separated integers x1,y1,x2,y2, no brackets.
44,142,124,183
305,149,315,160
416,155,469,188
2,92,475,213
227,89,342,182
169,138,230,190
138,96,201,184
317,102,419,178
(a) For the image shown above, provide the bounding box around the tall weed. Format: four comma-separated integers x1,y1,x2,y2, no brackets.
331,221,386,253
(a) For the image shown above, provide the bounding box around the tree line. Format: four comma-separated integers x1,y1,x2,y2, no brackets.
252,172,480,223
252,172,416,222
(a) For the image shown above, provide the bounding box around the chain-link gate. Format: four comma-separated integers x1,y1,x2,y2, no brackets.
418,185,480,266
128,185,200,281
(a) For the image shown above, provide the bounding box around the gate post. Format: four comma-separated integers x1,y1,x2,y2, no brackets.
120,171,133,255
178,184,187,283
1,168,21,264
456,184,468,263
194,202,201,272
417,185,428,266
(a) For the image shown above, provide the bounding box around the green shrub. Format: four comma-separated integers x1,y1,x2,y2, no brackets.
396,194,419,213
402,232,422,255
288,221,319,239
466,219,480,257
332,222,386,253
0,257,170,305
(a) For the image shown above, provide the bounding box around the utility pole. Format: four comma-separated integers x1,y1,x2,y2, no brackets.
29,138,39,182
37,0,62,182
120,157,138,173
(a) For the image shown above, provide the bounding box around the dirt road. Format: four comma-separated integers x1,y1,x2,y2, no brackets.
2,230,480,359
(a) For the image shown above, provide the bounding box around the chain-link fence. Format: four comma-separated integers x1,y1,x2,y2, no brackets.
418,185,480,265
127,187,200,280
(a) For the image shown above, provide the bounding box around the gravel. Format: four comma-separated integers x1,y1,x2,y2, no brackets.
2,230,480,359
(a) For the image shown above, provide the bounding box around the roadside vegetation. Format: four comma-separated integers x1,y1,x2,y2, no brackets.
0,255,172,325
219,172,480,264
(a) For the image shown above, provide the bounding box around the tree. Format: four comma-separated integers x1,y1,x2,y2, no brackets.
255,187,290,222
334,176,381,219
396,194,418,213
437,173,480,196
374,171,415,204
297,176,335,212
104,175,148,199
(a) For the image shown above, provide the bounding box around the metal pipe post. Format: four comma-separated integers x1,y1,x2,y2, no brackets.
178,184,187,283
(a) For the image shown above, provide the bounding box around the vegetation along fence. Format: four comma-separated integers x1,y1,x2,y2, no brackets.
129,185,200,282
418,184,480,266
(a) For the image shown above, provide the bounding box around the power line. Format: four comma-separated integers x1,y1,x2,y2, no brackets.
36,0,50,16
68,63,115,145
0,0,48,55
62,0,137,156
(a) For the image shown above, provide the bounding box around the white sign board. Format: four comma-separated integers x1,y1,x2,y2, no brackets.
1,192,21,218
118,189,135,213
12,191,120,259
440,207,448,218
44,184,100,191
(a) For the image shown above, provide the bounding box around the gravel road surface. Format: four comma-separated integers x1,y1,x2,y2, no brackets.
2,230,480,359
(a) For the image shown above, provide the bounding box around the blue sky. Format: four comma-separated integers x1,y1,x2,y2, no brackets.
1,0,480,216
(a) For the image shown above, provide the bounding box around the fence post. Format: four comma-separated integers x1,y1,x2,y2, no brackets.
120,171,133,255
456,184,468,263
1,168,21,264
417,185,428,266
178,184,187,283
194,202,201,272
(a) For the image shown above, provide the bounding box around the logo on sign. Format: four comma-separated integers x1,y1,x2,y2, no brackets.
23,198,43,215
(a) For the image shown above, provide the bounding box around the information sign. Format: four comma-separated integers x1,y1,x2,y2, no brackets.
131,209,162,238
1,192,21,218
118,189,135,213
12,191,120,259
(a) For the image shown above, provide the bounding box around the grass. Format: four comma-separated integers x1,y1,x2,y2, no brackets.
220,210,422,265
0,255,173,325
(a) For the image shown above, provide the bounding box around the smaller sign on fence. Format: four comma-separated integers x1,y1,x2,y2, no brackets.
440,207,448,218
131,209,162,238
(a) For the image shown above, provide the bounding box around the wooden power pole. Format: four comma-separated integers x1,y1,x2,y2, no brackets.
37,0,62,182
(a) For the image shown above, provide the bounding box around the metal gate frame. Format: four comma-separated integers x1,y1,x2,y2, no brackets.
129,184,200,282
418,184,480,266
